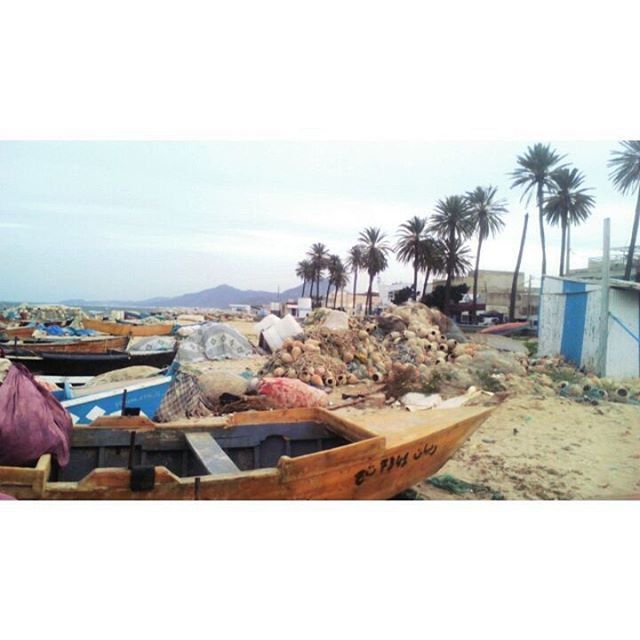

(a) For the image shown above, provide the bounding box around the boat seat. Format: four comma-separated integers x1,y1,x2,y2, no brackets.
185,432,239,475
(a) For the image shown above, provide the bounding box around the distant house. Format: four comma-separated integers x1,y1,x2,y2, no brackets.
433,270,540,318
229,304,251,314
538,275,640,378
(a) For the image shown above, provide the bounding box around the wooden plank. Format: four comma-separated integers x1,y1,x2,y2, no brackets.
33,454,52,496
185,433,239,475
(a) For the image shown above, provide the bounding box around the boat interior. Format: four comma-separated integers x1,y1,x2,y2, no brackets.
51,419,366,482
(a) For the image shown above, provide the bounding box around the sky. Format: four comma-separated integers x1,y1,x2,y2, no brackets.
0,140,635,303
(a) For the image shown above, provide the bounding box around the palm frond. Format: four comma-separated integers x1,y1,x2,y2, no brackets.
608,140,640,195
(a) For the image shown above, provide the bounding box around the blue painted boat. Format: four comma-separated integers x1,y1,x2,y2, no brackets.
61,375,172,425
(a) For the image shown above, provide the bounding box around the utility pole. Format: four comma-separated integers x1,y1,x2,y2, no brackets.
596,218,610,377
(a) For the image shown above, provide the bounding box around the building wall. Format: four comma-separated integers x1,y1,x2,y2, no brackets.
606,288,640,378
538,276,640,378
538,276,567,358
433,270,538,316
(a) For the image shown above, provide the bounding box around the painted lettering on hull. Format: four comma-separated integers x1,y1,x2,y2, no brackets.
354,442,438,486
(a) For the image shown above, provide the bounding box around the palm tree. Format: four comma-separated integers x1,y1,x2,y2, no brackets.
395,216,428,301
330,257,349,308
358,227,392,315
509,213,529,321
417,236,446,300
295,259,314,297
609,140,640,280
345,244,366,310
306,242,329,304
544,167,595,276
325,254,343,307
443,236,473,279
428,195,473,313
465,186,507,319
510,143,566,276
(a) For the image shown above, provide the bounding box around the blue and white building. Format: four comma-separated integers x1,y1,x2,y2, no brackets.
538,276,640,378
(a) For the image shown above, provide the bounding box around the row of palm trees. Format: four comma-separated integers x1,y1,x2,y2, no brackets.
511,140,640,281
294,140,640,316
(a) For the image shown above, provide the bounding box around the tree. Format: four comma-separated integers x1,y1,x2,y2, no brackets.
306,242,329,304
391,286,413,305
608,140,640,280
325,254,346,307
428,195,473,314
395,216,428,301
358,227,392,315
328,255,349,308
424,283,469,312
417,236,446,299
442,235,473,280
510,143,565,276
344,245,366,310
544,167,595,276
509,213,529,321
465,186,507,319
295,259,314,297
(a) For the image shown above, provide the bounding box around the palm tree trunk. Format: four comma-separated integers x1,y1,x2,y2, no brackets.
413,259,418,302
352,269,358,310
565,223,571,275
538,183,547,276
325,281,331,307
366,274,374,315
472,236,483,322
624,187,640,281
333,284,338,308
421,267,431,300
443,231,455,314
301,280,306,298
316,274,320,306
559,217,567,277
510,213,529,321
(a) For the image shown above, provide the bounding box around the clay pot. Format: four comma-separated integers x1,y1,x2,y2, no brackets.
310,374,324,387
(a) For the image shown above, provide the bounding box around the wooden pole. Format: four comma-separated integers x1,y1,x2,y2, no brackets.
597,218,611,377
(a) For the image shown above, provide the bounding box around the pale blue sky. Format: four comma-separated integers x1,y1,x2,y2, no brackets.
0,141,634,302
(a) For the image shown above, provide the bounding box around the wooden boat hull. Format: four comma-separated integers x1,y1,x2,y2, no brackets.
62,376,172,424
4,326,36,339
0,406,493,500
82,318,175,337
7,336,129,354
479,321,529,335
4,350,176,376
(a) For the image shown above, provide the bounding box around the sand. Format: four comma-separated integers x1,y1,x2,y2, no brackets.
411,394,640,500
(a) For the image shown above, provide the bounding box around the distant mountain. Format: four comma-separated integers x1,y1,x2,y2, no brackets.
61,280,332,309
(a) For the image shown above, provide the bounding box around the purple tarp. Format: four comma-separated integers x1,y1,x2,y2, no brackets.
0,364,72,466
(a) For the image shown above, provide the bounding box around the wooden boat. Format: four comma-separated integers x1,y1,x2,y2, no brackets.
3,349,176,376
0,406,493,500
61,375,172,424
82,318,175,337
3,326,37,339
479,321,529,336
2,335,129,354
